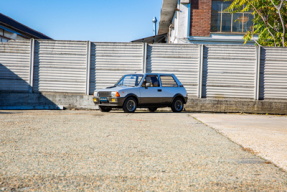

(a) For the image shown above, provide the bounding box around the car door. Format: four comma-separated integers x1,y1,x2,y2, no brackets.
159,75,179,105
139,75,163,106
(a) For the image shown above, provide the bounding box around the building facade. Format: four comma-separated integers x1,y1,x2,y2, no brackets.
158,0,256,45
0,13,52,42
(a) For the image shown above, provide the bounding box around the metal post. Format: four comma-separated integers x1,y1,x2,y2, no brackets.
254,46,261,100
142,43,147,73
29,39,35,93
86,41,91,95
152,17,157,36
198,44,204,98
187,2,191,37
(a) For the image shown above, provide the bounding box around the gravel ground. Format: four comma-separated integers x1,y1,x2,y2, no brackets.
191,113,287,172
0,110,287,191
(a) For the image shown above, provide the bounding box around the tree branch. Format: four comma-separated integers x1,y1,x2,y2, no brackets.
270,0,285,47
247,0,275,30
246,0,277,46
251,27,261,46
252,36,261,46
278,9,286,47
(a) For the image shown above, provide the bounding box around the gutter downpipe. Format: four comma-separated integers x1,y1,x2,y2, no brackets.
187,2,191,38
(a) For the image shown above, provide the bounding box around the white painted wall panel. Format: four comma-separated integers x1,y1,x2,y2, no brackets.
203,45,256,99
0,40,31,92
260,47,287,99
33,40,87,93
147,44,199,96
90,43,144,94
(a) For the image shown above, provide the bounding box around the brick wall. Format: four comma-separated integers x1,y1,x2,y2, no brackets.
190,0,212,37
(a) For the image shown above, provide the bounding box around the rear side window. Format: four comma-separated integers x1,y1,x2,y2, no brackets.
160,76,178,87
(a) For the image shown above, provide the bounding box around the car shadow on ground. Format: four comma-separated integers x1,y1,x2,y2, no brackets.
0,111,24,114
108,111,196,114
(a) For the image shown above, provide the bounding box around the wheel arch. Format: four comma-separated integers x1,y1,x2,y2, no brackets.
124,94,139,104
172,94,186,104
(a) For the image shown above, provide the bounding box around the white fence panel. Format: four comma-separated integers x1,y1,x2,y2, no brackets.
90,42,144,94
0,40,31,92
260,47,287,99
33,40,87,93
2,40,287,101
147,44,199,97
203,45,256,99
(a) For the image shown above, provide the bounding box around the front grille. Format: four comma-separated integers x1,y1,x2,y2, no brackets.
99,91,111,97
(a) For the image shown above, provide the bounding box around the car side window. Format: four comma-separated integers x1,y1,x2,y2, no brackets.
142,75,160,87
160,76,178,87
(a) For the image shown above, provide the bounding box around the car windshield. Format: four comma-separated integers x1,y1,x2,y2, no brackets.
116,74,143,87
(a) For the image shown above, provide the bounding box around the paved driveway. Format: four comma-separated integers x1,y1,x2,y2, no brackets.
0,110,287,191
192,113,287,172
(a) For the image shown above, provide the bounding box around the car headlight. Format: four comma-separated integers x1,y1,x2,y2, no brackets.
93,91,98,97
111,91,120,97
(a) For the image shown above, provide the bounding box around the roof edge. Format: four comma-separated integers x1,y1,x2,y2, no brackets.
0,13,52,39
158,0,177,35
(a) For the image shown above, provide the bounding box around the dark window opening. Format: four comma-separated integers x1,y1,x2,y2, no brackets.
211,1,253,33
142,75,160,87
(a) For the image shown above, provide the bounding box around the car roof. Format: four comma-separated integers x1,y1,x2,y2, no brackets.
126,73,175,76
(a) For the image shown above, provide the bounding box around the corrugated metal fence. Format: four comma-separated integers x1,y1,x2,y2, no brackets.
33,40,88,93
1,40,287,100
203,45,256,99
90,42,144,94
0,40,31,92
260,47,287,100
147,44,199,97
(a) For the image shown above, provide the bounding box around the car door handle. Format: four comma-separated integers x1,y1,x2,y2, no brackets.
157,89,162,92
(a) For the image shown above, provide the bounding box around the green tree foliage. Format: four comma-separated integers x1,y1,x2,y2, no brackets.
225,0,287,47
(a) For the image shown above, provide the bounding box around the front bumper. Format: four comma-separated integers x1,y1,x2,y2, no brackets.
93,97,125,107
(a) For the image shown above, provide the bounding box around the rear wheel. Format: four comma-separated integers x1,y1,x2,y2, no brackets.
123,97,137,113
99,106,111,112
148,107,157,112
171,98,184,112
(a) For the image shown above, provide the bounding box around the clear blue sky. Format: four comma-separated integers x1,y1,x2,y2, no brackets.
0,0,162,42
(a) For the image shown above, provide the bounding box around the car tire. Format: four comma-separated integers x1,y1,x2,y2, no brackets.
99,106,111,112
148,107,157,112
171,97,184,112
123,97,137,113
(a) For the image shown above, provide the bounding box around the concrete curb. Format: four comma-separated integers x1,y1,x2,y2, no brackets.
185,98,287,114
0,105,64,110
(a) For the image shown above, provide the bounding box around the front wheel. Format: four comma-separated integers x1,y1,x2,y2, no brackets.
123,97,137,113
171,98,184,112
99,106,111,112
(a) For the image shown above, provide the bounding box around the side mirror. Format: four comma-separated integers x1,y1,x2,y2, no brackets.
145,82,151,89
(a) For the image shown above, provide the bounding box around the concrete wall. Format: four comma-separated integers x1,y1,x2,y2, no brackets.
185,98,287,115
1,92,287,114
0,92,97,110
